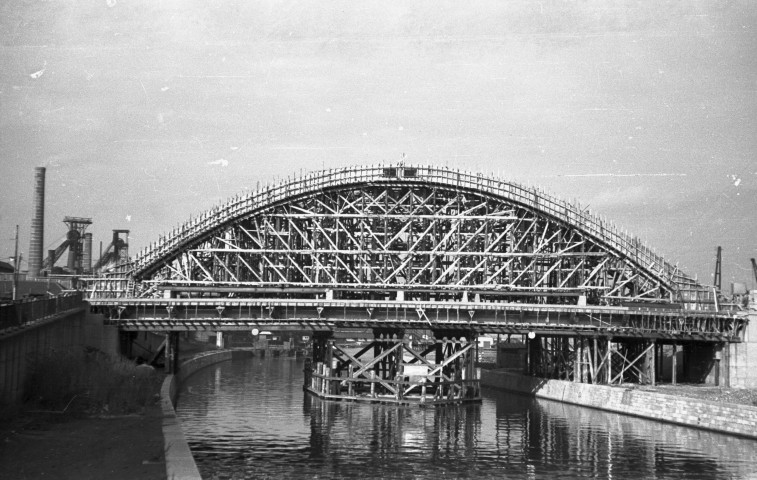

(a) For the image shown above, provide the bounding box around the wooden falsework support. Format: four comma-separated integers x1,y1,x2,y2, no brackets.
582,338,588,382
164,332,179,374
589,338,596,383
672,343,678,385
304,329,480,406
523,334,674,387
573,338,580,383
605,337,612,384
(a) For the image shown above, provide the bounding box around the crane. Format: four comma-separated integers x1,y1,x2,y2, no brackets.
713,246,722,292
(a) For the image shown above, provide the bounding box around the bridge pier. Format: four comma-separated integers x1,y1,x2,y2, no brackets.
304,328,480,406
724,298,757,388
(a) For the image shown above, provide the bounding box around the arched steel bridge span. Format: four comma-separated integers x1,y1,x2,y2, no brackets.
86,164,746,343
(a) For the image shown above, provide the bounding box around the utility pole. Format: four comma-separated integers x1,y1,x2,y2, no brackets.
13,224,19,301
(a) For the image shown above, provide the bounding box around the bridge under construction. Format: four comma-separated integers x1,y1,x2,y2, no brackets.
84,164,751,405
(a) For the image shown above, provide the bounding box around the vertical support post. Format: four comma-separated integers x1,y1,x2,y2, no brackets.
583,338,590,383
395,335,403,398
672,343,678,385
572,337,578,383
473,334,479,380
327,338,336,395
649,340,656,386
605,337,612,385
721,342,730,388
216,331,224,349
165,332,179,374
375,334,384,379
164,332,172,374
655,343,661,381
581,337,587,383
592,337,598,384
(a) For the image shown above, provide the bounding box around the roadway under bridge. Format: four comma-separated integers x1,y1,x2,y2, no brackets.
84,164,751,399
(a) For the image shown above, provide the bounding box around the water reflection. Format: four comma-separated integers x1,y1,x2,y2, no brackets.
304,394,480,477
176,356,757,479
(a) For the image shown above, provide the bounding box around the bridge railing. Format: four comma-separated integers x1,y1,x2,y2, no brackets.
0,292,84,333
131,164,708,307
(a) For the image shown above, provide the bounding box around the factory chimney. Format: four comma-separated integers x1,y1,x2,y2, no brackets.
28,167,46,278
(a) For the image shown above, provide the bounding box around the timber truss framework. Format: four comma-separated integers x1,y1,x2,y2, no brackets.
83,164,747,341
305,331,481,405
146,184,670,303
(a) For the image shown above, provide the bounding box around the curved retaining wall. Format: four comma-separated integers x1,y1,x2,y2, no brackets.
481,370,757,440
160,350,237,480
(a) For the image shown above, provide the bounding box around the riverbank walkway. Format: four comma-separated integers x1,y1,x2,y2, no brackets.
0,401,165,480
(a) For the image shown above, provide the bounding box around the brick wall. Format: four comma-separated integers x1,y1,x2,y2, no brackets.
481,370,757,439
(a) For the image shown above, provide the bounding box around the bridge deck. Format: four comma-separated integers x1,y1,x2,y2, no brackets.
88,298,744,342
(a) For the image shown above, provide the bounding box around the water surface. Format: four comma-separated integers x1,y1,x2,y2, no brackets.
176,355,757,479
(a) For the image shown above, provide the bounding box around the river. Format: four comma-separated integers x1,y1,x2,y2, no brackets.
175,354,757,479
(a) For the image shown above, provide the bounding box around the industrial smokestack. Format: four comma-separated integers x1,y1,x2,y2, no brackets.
28,167,46,278
83,232,93,274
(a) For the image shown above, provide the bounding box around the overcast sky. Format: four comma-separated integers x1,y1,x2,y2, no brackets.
1,0,755,287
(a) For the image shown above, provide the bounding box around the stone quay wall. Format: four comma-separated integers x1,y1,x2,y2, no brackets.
161,349,248,480
481,369,757,439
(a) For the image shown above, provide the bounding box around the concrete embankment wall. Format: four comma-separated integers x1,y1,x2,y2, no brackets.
726,306,757,388
0,308,118,405
481,370,757,439
161,349,248,480
533,392,757,473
